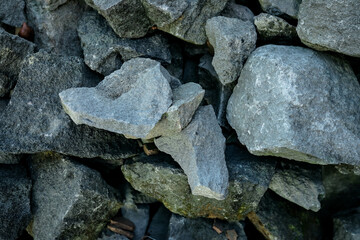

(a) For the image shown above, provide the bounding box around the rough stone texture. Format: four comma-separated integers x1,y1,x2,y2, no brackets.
98,230,128,240
146,205,172,240
121,205,150,240
155,105,228,200
0,164,31,240
205,16,257,85
336,165,360,176
0,28,35,97
43,0,69,11
0,0,26,27
259,0,301,19
121,145,276,221
269,162,325,212
26,0,86,57
146,82,204,139
78,11,171,76
333,208,360,240
296,0,360,57
30,153,122,240
0,153,22,164
0,51,140,160
227,45,360,166
220,0,254,22
60,58,172,139
84,0,150,38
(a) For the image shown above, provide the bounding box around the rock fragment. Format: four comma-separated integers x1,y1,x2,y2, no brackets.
0,0,26,27
220,0,254,22
258,0,301,19
333,208,360,240
227,45,360,166
121,205,150,240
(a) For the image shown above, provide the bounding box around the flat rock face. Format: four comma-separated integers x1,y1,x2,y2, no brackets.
269,162,325,212
84,0,150,38
78,11,171,76
30,153,122,240
0,164,31,240
205,16,257,85
259,0,301,19
0,51,140,159
121,145,276,221
227,45,360,166
333,208,360,240
297,0,360,57
60,58,173,139
155,105,228,200
0,0,26,27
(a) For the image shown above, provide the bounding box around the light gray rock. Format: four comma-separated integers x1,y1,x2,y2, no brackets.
78,11,171,76
0,0,26,27
205,16,257,85
84,0,150,38
0,164,31,240
30,153,122,240
121,205,150,240
227,45,360,166
220,0,254,22
259,0,301,19
155,105,228,200
0,51,140,160
60,58,173,139
297,0,360,57
269,162,325,212
333,208,360,240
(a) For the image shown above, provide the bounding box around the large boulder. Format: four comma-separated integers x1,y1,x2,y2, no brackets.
227,45,360,166
258,0,301,19
0,0,26,27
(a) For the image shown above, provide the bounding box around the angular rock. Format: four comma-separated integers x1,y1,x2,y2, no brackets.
84,0,150,38
0,0,26,27
297,0,360,57
121,145,276,221
333,208,360,240
146,205,172,240
30,153,122,240
121,205,150,240
227,45,360,166
0,51,140,160
154,105,228,200
259,0,301,19
220,0,254,22
0,164,31,240
0,28,35,97
269,162,325,212
205,16,257,85
60,58,172,139
78,11,171,76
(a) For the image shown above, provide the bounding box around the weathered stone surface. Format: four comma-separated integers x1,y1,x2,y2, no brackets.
26,0,86,56
0,28,35,97
259,0,301,19
0,51,140,160
84,0,150,38
78,11,171,76
220,0,254,22
155,106,228,200
121,145,276,221
146,82,204,139
227,45,360,166
30,153,122,240
297,0,360,57
0,164,31,240
205,16,256,85
60,58,172,139
269,162,325,212
0,0,26,27
121,205,150,240
333,208,360,240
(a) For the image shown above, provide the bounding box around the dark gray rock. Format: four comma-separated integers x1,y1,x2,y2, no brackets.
220,0,254,22
0,51,140,160
60,58,172,139
78,11,171,76
0,28,35,97
121,145,276,221
0,164,31,240
147,205,172,240
227,45,360,165
259,0,301,19
30,153,122,240
121,205,150,240
0,0,26,27
205,16,257,85
84,0,150,38
297,0,360,57
333,208,360,240
269,162,325,211
335,165,360,176
0,153,22,164
98,229,128,240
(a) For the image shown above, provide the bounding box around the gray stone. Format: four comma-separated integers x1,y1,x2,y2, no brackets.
220,0,254,22
84,0,150,38
227,45,360,166
0,51,140,160
43,0,69,11
0,153,22,164
78,11,171,76
121,145,276,221
269,162,325,212
205,16,257,85
333,208,360,240
121,205,150,240
0,0,26,27
297,0,360,57
98,230,128,240
259,0,301,19
155,105,228,200
0,28,35,97
0,164,31,240
60,58,173,139
146,82,204,139
30,153,122,240
122,182,158,206
335,165,360,176
147,205,172,240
